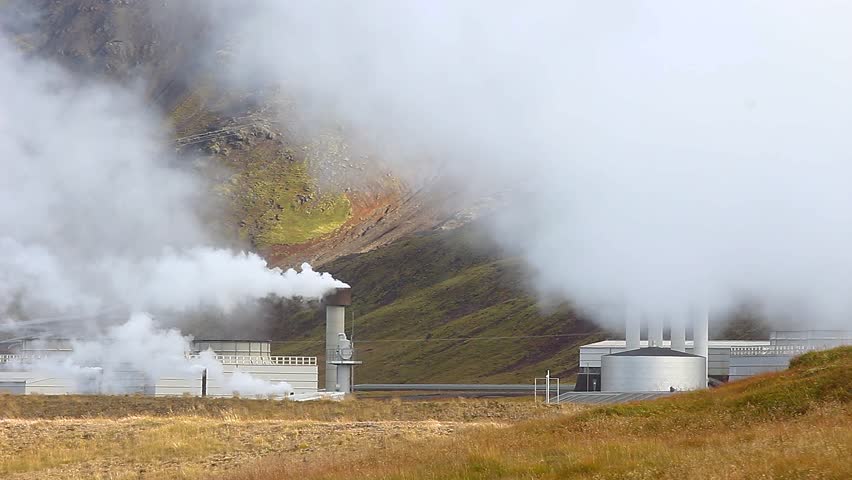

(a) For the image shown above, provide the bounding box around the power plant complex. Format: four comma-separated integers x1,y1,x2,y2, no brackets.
2,286,849,400
0,287,358,399
576,311,850,394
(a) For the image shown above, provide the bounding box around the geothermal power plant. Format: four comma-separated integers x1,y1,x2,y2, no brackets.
573,311,850,397
1,286,849,400
0,287,358,399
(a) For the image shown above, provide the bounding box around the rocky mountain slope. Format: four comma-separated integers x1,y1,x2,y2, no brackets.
9,0,452,267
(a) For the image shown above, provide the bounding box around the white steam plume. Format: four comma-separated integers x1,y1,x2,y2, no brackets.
0,28,344,321
28,313,292,397
181,1,852,328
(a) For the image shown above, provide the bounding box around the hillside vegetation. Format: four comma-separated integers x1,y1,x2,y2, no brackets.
236,346,852,480
272,224,606,384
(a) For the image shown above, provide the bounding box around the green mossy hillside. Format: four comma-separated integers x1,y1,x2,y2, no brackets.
224,156,351,246
169,89,352,248
273,225,605,384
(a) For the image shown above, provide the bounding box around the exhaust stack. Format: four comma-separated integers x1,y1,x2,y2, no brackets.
325,287,352,392
693,309,709,385
625,312,640,351
648,316,664,348
671,317,686,352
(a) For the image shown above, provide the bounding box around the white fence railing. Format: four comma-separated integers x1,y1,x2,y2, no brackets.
0,353,317,366
729,345,813,357
190,355,317,366
0,354,59,363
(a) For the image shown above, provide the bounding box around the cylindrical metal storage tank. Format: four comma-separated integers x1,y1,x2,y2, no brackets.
602,347,706,392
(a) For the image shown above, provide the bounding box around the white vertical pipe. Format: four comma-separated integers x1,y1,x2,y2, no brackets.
625,312,640,351
325,305,345,391
693,309,709,386
648,316,663,348
671,317,686,352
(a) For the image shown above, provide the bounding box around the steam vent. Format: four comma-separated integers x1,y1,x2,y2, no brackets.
325,286,361,393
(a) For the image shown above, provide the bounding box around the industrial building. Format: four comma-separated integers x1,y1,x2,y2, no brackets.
0,338,318,397
0,287,358,399
576,312,850,393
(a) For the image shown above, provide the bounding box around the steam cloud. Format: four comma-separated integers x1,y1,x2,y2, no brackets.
0,34,344,322
0,11,344,395
181,1,852,328
31,314,292,397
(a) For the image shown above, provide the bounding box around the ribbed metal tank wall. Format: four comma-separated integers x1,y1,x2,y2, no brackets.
602,355,706,392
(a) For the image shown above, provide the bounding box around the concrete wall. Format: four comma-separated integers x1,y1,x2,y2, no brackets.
0,371,76,395
0,381,26,394
205,364,318,397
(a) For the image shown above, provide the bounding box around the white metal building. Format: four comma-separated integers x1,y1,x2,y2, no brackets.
728,330,851,381
580,329,851,389
0,286,358,398
0,339,318,397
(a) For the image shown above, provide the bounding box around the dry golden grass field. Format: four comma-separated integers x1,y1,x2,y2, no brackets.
1,347,850,480
0,396,571,479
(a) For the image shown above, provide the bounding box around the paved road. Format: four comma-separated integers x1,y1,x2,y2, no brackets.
354,383,573,393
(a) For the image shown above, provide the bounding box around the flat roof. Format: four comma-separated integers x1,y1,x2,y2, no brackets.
582,339,770,349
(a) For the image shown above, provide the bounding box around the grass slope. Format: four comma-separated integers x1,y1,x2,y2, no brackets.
235,346,852,480
273,225,605,384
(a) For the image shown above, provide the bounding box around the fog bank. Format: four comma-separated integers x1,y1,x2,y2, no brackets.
189,1,852,328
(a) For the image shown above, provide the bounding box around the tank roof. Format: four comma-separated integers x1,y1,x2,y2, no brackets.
606,347,702,358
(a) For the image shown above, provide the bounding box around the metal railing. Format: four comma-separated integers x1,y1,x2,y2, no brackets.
0,353,59,363
326,348,357,363
534,371,561,404
729,345,813,357
1,353,317,366
188,354,317,366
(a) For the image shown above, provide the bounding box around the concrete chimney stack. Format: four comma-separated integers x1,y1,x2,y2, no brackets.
625,312,640,351
693,309,709,386
648,316,664,348
325,287,351,392
671,317,686,352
